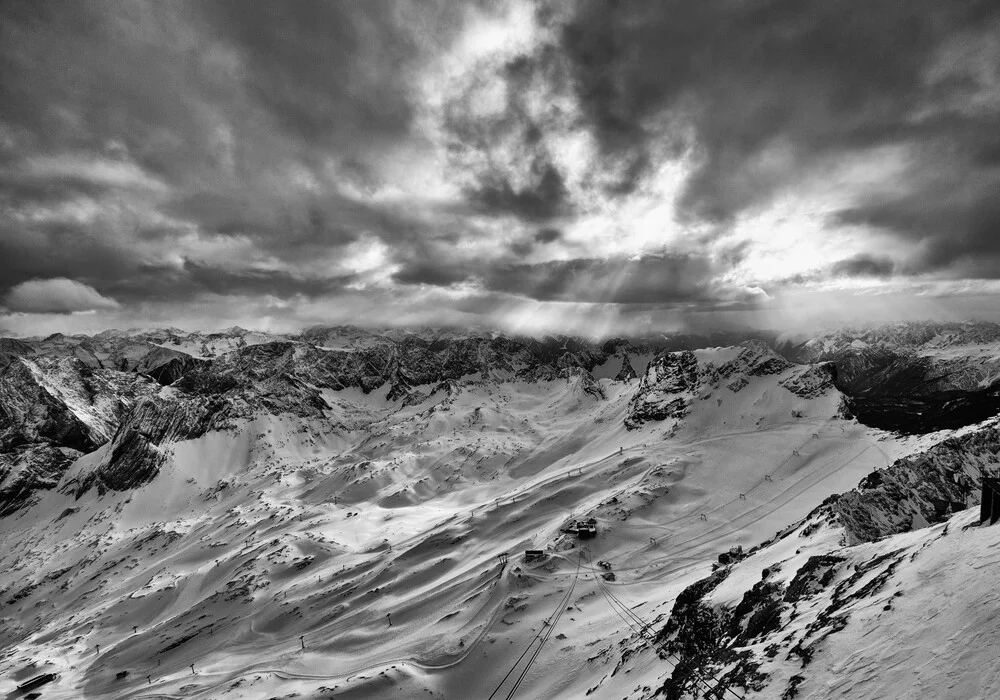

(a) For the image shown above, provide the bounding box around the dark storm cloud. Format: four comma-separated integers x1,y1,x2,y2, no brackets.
497,257,708,304
194,1,433,160
0,218,136,294
164,189,386,251
443,49,572,221
555,0,1000,223
390,253,728,305
391,260,468,287
545,0,1000,281
485,255,728,304
103,262,356,305
831,254,896,279
0,1,465,181
534,228,562,244
467,163,568,221
0,0,476,314
833,167,1000,276
4,0,1000,330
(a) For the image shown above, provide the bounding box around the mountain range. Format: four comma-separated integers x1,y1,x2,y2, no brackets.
2,321,1000,699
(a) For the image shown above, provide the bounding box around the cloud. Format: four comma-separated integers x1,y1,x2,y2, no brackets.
441,48,575,221
534,228,562,244
2,0,1000,333
555,0,999,223
3,278,121,314
389,252,754,306
831,254,896,279
391,260,468,287
833,164,1000,277
482,254,764,305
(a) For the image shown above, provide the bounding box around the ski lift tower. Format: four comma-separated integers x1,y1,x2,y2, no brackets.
981,467,1000,526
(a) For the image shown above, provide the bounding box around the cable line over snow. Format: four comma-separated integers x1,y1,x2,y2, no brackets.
486,554,582,700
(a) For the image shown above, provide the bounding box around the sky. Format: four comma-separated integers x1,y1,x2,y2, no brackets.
2,0,1000,338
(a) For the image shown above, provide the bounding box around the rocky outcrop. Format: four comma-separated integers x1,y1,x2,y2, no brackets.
779,363,836,398
824,426,1000,543
562,367,606,400
0,445,80,516
625,342,797,430
624,351,699,429
0,357,108,452
0,337,35,358
76,430,163,496
653,565,770,698
614,354,638,382
69,395,228,498
141,352,206,386
729,340,793,378
0,354,166,514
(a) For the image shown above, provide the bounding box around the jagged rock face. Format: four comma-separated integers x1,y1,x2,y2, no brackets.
561,366,606,400
0,355,165,513
654,566,770,698
0,330,645,513
189,335,634,400
68,396,231,498
0,337,35,357
843,387,1000,434
652,536,911,699
138,351,206,386
824,426,1000,543
0,445,80,516
625,351,699,429
385,378,413,402
614,354,638,382
0,357,107,452
726,340,793,378
8,322,1000,518
0,354,211,510
624,342,795,429
76,430,163,496
11,333,191,375
779,363,835,398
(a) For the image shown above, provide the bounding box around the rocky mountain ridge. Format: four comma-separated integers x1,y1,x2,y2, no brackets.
623,341,829,430
7,323,1000,518
0,329,675,516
